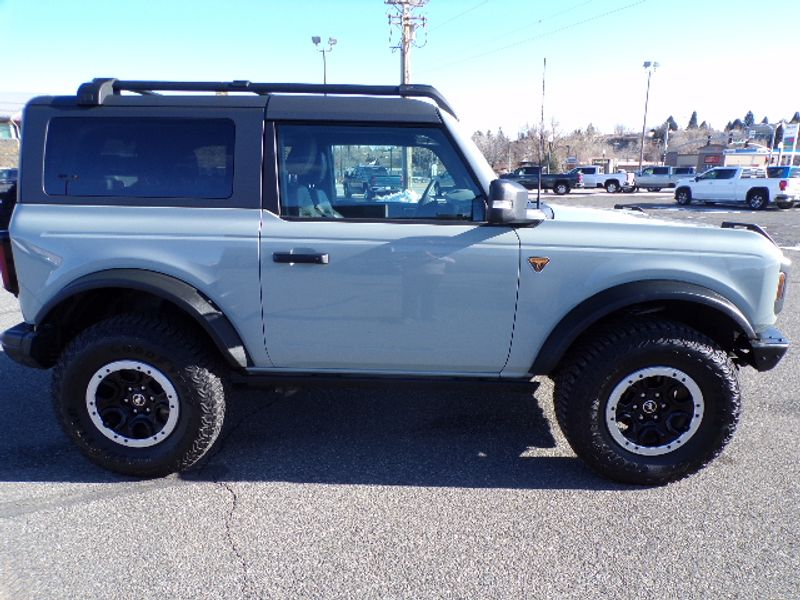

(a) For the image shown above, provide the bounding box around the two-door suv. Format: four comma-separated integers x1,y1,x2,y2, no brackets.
0,78,790,484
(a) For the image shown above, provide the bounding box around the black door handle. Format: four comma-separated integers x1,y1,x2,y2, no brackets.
273,252,329,265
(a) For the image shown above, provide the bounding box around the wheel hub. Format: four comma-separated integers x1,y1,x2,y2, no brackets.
86,360,180,448
606,366,704,456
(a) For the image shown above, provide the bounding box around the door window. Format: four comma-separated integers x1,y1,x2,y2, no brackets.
276,124,484,221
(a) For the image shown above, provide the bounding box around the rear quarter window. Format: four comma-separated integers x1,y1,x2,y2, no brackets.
44,117,234,199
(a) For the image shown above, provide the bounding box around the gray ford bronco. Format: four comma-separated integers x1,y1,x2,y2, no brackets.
0,78,790,485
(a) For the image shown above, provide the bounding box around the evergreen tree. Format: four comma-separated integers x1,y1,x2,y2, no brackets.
700,121,708,129
725,121,733,131
774,124,784,148
743,111,755,127
687,111,698,129
731,118,744,129
666,115,678,131
761,116,769,124
791,112,800,124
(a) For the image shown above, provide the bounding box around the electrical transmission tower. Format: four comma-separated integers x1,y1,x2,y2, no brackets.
386,0,428,85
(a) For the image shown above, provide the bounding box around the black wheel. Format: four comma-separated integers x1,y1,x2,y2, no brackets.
605,180,620,193
675,188,691,205
554,182,569,195
647,187,662,192
344,183,352,199
554,318,740,485
52,314,226,477
747,190,768,210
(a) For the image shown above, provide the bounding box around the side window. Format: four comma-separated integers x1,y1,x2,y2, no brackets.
717,169,737,180
44,117,234,199
276,124,483,221
653,167,669,175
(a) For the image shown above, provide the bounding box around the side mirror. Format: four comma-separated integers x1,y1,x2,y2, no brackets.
487,179,528,224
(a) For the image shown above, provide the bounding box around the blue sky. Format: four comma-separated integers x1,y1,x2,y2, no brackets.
2,0,798,135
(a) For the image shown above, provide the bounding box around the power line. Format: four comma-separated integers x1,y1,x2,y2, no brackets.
430,0,490,31
430,0,648,71
500,0,595,40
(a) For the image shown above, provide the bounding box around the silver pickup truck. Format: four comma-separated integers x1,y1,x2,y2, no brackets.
636,166,696,192
0,78,790,485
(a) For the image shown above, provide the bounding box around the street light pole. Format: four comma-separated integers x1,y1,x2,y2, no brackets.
311,36,337,85
638,60,658,173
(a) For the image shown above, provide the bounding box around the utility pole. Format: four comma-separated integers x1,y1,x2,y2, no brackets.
386,0,427,85
638,60,659,173
387,0,428,191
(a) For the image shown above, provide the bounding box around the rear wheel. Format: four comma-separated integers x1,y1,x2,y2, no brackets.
52,314,226,477
554,318,740,485
647,187,662,192
605,180,620,193
675,188,691,205
554,182,569,195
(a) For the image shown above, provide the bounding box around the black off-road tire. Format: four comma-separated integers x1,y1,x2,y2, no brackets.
553,318,740,485
52,313,227,478
675,187,692,205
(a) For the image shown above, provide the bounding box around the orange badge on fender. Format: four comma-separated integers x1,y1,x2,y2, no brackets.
528,257,550,272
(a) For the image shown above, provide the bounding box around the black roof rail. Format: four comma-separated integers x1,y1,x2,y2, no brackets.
75,78,457,117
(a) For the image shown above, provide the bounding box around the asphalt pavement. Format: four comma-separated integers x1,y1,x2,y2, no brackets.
1,191,798,599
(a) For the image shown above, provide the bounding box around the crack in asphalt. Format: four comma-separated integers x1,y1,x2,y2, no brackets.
218,480,256,600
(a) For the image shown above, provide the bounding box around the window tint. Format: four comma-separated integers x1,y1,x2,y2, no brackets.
716,169,737,180
45,118,234,198
277,124,483,221
653,167,669,175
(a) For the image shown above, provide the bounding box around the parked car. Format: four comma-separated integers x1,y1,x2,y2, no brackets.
766,165,800,179
635,166,696,191
342,165,403,199
674,166,800,209
499,165,580,195
0,77,790,486
0,167,17,194
567,165,635,193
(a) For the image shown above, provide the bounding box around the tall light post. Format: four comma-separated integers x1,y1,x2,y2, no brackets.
311,36,337,85
638,60,659,172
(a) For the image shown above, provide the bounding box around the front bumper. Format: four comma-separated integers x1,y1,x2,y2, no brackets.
1,322,56,369
748,327,789,371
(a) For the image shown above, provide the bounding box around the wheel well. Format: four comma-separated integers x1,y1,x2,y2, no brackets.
40,288,229,369
536,299,752,376
747,187,768,199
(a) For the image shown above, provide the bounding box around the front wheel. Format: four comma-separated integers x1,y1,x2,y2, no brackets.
647,187,662,193
554,318,740,485
747,190,768,210
605,180,620,193
675,188,691,205
52,314,226,477
554,182,569,195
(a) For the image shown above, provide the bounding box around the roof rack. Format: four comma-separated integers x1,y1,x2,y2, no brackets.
76,78,457,117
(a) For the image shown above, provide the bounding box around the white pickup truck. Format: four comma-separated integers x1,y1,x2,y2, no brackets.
636,166,696,192
675,166,800,209
567,165,635,193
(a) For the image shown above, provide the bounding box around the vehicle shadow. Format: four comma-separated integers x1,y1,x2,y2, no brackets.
0,351,630,491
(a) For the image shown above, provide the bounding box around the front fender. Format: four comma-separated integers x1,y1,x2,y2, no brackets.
530,280,754,375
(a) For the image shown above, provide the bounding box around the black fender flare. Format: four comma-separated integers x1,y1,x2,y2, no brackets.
530,280,754,375
37,269,252,369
